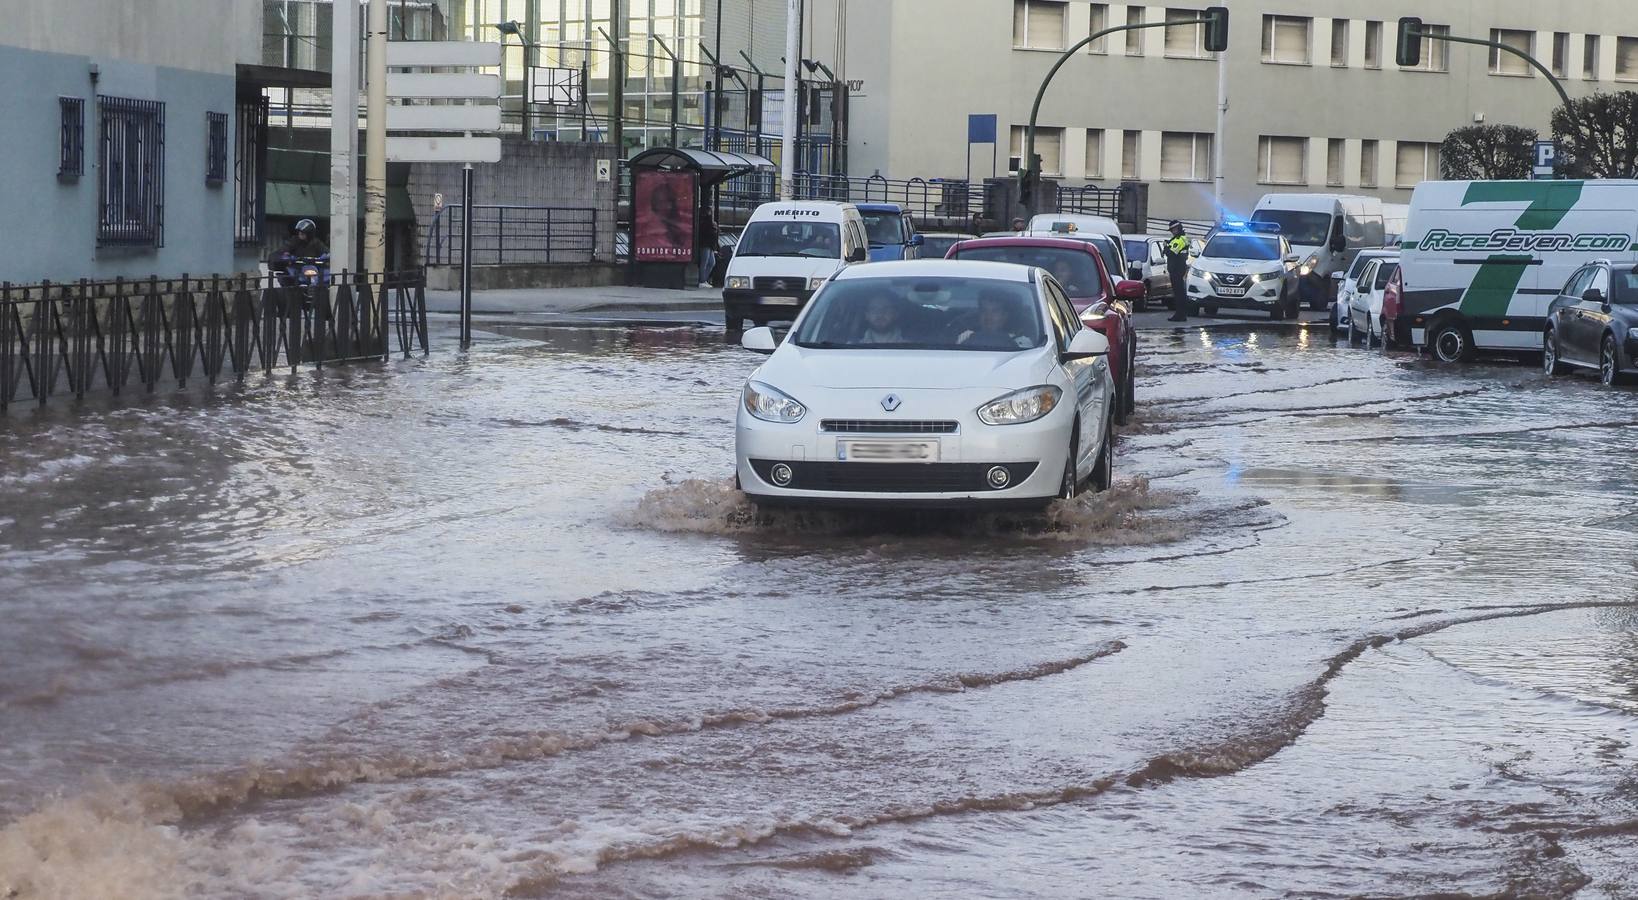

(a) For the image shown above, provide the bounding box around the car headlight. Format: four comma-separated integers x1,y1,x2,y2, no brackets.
743,381,806,423
1299,254,1319,275
727,276,750,290
808,276,827,290
1189,267,1206,280
977,385,1062,426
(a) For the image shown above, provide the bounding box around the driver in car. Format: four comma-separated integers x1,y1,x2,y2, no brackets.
959,291,1025,349
858,295,908,344
1048,260,1082,296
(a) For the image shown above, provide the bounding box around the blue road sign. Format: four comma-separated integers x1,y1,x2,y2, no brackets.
968,114,997,145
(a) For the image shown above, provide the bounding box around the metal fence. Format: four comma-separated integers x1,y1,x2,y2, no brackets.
1055,184,1123,218
0,271,428,411
424,204,598,266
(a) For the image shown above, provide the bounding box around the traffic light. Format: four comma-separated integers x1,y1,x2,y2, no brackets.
1396,17,1424,68
1203,7,1230,53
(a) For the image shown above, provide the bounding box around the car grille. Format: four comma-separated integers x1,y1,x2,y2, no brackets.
1213,273,1248,286
753,277,806,292
750,460,1039,493
820,420,960,434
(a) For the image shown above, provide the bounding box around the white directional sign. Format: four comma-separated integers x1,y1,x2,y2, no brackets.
385,104,503,133
385,136,503,164
386,40,502,68
387,72,502,100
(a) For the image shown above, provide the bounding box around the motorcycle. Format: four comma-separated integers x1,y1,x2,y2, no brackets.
273,253,331,315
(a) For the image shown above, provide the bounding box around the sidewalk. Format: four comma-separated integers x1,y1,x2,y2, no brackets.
425,284,722,316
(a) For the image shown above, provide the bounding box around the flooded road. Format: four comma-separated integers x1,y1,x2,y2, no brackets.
2,320,1636,898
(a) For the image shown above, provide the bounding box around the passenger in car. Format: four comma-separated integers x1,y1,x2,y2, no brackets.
959,291,1023,349
858,295,908,344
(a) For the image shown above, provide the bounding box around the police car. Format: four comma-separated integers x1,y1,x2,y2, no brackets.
1184,221,1302,319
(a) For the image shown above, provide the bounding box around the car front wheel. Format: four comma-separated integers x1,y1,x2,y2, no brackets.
1092,413,1114,492
1601,334,1630,385
1060,422,1081,500
1544,329,1570,376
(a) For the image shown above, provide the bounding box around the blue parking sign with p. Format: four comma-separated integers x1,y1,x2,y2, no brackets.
1532,140,1558,179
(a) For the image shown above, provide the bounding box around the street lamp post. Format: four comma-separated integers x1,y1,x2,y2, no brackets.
496,20,536,139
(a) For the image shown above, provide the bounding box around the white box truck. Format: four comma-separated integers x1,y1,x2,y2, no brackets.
1397,180,1638,362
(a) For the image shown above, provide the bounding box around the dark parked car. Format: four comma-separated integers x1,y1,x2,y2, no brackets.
1544,259,1638,385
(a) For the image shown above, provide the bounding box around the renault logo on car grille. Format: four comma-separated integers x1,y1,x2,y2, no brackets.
881,393,902,412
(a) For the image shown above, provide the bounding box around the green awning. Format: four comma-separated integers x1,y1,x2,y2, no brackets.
265,181,414,222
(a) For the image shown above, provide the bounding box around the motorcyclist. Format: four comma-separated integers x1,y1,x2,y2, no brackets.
273,219,330,282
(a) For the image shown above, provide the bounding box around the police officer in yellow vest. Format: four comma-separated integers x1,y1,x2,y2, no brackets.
1164,221,1194,322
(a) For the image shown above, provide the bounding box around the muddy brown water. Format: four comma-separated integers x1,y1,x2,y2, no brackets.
1,323,1636,898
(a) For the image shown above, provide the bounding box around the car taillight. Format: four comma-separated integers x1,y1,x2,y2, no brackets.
1382,269,1403,318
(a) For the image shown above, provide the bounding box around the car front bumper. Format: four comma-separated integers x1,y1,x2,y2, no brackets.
724,287,815,319
735,391,1075,505
1187,275,1284,311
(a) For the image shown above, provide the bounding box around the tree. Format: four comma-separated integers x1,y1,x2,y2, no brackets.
1550,91,1638,178
1438,124,1537,180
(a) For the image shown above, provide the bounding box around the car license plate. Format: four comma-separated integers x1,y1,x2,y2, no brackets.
837,439,939,462
759,296,801,306
1216,286,1247,297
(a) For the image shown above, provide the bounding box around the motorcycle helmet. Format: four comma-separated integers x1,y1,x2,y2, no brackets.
293,218,317,237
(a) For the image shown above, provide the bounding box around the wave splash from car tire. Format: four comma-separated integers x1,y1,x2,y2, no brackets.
625,476,1195,544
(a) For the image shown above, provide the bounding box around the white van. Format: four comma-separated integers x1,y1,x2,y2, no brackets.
1250,193,1386,308
1398,180,1638,363
723,201,868,330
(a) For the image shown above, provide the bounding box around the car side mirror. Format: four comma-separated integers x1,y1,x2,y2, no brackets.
1330,271,1345,283
1284,254,1300,264
1128,264,1144,279
740,326,778,354
1583,287,1606,305
1329,235,1347,252
847,247,868,262
909,234,924,246
1063,328,1110,361
1114,280,1146,301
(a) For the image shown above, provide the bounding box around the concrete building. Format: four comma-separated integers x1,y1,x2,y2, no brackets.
805,0,1638,220
0,0,271,283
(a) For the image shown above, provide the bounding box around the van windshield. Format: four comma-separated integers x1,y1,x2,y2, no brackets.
1250,210,1331,246
861,212,905,246
737,221,843,258
1203,235,1282,261
791,277,1046,351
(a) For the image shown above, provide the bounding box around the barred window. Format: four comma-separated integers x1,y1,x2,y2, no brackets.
206,111,229,183
59,97,85,177
235,96,268,245
97,95,165,248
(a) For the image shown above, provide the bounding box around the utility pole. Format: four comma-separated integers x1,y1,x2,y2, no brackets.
364,0,388,274
609,0,624,160
330,0,359,273
1213,47,1227,213
780,0,799,199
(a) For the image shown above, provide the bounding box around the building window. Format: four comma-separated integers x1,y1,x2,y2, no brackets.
1403,24,1450,72
1088,3,1109,54
1326,138,1345,186
1165,8,1207,59
1363,20,1382,68
1085,128,1105,179
1257,135,1306,184
1010,125,1063,176
1550,32,1570,78
1585,35,1601,80
1125,6,1145,56
1395,141,1440,188
1013,0,1066,51
1618,37,1638,81
1360,139,1379,187
1330,19,1349,67
234,96,267,245
1121,130,1141,179
97,95,165,248
1261,15,1311,65
1489,29,1536,76
1160,132,1212,181
58,97,84,178
206,111,229,184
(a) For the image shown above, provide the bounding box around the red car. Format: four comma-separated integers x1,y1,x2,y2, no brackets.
946,236,1143,423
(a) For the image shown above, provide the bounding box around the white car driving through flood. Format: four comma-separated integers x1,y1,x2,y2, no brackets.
735,260,1116,507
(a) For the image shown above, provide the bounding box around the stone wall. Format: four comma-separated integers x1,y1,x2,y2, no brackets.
407,138,619,266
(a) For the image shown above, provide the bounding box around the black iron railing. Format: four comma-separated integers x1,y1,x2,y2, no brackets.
234,96,268,245
1055,184,1122,218
424,204,598,266
0,271,429,411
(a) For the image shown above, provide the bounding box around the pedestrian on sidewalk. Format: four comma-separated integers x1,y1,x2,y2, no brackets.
698,212,719,289
1164,221,1194,323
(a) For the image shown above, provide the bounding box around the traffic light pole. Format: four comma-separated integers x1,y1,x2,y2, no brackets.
1402,27,1572,109
1023,13,1223,220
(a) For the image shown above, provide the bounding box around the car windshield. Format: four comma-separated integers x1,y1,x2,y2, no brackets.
953,247,1106,299
921,236,966,258
1123,240,1149,262
1614,269,1638,304
1203,235,1282,261
1372,262,1400,290
1086,238,1123,279
861,212,904,246
1346,254,1379,280
790,276,1047,352
1250,210,1331,246
737,221,842,258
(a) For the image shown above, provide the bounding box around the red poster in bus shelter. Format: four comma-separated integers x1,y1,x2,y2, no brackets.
633,169,698,263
